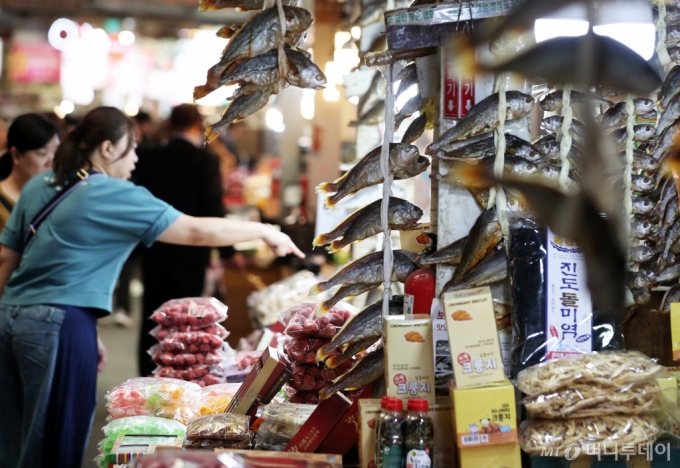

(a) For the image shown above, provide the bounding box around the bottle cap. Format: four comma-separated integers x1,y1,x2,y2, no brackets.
407,398,429,412
381,396,393,409
388,398,404,412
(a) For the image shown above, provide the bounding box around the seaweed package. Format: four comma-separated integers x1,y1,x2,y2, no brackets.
509,216,614,376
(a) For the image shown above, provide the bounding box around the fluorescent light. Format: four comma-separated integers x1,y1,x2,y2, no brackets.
124,102,139,116
593,23,655,60
301,89,315,120
351,27,362,40
323,87,340,102
335,31,351,50
534,18,588,43
348,96,360,105
59,100,75,115
265,107,285,132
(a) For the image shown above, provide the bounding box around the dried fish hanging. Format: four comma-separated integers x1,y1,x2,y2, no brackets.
557,85,574,190
656,0,672,66
380,63,397,316
623,95,635,231
490,73,511,247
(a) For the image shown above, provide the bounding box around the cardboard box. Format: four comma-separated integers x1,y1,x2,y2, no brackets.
358,399,382,468
316,387,372,455
384,314,436,405
227,347,291,415
285,392,353,453
432,299,454,396
443,287,506,389
450,379,517,448
357,398,456,468
458,444,521,468
399,223,432,254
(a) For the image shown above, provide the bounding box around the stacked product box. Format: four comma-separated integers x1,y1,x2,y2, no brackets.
444,286,521,468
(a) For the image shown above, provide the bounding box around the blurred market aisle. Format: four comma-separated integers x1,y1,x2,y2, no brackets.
83,293,142,467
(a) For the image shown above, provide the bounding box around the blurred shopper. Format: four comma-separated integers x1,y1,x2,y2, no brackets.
0,114,59,233
134,104,242,377
0,106,303,468
134,111,155,148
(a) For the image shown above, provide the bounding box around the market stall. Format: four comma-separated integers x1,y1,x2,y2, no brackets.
95,0,680,467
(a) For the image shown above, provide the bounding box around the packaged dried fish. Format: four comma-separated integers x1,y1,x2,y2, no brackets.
261,402,316,426
519,415,660,456
523,381,661,419
516,351,665,397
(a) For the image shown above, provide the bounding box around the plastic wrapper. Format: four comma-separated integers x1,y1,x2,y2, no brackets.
155,366,224,385
516,351,665,396
105,377,201,424
97,416,186,459
183,437,252,450
523,381,662,419
132,451,251,468
151,345,225,368
150,297,228,328
253,420,301,451
160,331,225,353
199,383,241,415
279,302,355,339
151,323,229,341
519,415,661,455
509,217,623,376
247,271,321,328
185,413,250,441
261,403,316,426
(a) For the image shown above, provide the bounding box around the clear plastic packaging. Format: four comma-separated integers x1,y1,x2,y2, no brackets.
160,331,225,353
261,402,317,426
279,302,355,339
97,416,187,460
151,323,229,341
150,297,228,328
155,365,222,382
199,383,241,415
151,346,225,367
523,381,662,419
248,271,321,328
516,351,666,396
253,420,301,451
105,377,201,423
132,451,249,468
185,413,250,441
519,415,661,455
183,437,252,450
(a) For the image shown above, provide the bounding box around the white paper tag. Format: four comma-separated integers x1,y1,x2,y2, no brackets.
404,294,415,315
545,229,593,360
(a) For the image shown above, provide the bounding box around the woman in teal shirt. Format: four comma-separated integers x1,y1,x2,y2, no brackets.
0,107,303,468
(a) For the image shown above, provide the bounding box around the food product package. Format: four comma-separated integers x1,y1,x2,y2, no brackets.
150,323,229,341
220,349,263,383
279,302,355,340
150,297,228,327
518,415,661,455
508,216,622,376
185,413,250,441
159,331,225,353
261,403,317,426
183,437,252,450
523,381,662,419
199,383,241,415
155,366,224,386
96,416,187,466
131,451,241,467
150,345,226,367
515,351,666,397
254,420,302,451
105,377,202,424
248,271,321,328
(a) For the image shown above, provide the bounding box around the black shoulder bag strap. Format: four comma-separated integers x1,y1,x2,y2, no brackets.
0,192,13,214
23,169,104,248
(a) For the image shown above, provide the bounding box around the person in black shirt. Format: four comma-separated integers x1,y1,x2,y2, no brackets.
133,104,235,376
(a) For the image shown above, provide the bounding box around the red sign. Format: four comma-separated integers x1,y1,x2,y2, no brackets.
443,54,475,120
9,41,61,84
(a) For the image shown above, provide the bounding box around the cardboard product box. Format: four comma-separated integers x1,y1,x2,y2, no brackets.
399,223,432,255
316,386,372,455
443,287,506,389
384,314,436,405
449,379,518,448
285,392,353,453
358,399,382,468
431,399,457,468
227,346,291,416
458,443,521,468
431,299,454,397
216,449,343,467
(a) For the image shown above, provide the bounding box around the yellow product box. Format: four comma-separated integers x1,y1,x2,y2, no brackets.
671,303,680,361
443,286,506,389
458,444,521,468
656,376,679,436
399,223,432,254
384,314,436,405
449,379,517,448
358,399,382,468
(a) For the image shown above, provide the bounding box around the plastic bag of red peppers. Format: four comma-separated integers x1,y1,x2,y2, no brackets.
148,298,230,387
278,303,356,404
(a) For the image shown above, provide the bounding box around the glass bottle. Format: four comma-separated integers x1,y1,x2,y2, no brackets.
404,398,434,468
